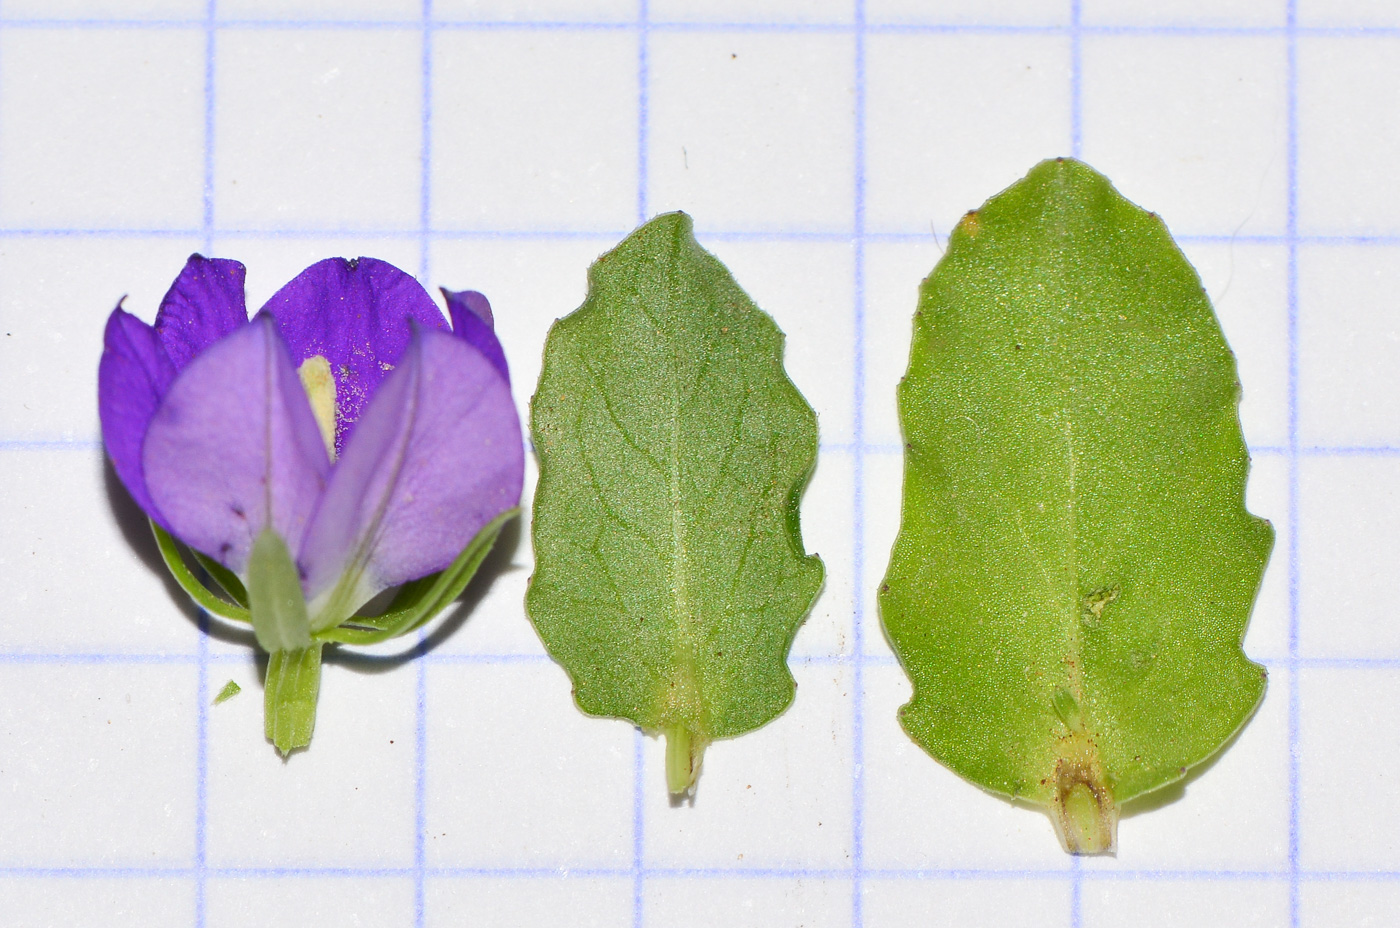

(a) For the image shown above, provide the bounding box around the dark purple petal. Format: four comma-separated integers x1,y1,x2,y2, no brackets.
142,316,331,576
153,255,248,372
257,258,448,455
443,288,510,384
99,305,177,527
298,325,523,602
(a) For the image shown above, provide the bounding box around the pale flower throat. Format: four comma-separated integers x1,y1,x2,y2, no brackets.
297,355,338,461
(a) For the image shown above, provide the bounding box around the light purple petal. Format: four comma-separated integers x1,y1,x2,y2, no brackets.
443,288,510,384
257,258,448,454
142,316,331,576
153,255,248,372
298,325,524,601
99,305,177,527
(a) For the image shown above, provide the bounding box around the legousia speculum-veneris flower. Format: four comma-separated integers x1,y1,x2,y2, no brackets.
100,255,524,754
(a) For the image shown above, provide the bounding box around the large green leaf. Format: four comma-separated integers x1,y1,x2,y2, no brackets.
879,159,1272,853
528,212,824,795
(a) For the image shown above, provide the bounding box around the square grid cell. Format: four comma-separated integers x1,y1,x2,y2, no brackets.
0,27,205,229
647,30,856,232
431,0,636,22
0,878,195,928
0,663,197,868
1079,33,1289,237
1299,668,1400,872
214,27,424,230
863,879,1071,928
205,877,417,928
1297,38,1400,236
864,32,1072,236
0,3,1392,928
1296,245,1400,447
425,877,634,927
0,238,202,439
431,29,638,233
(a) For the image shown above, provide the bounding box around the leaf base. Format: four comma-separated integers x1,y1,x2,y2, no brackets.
1048,740,1118,854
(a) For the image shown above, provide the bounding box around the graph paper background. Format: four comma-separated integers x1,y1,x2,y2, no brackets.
0,0,1398,925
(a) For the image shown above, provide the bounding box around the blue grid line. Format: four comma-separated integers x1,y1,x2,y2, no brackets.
1068,7,1084,924
636,0,650,234
15,440,1400,457
193,4,216,927
414,648,429,928
0,439,103,449
850,2,871,925
419,0,434,284
1069,0,1082,162
1070,854,1083,925
631,729,646,928
10,650,1398,670
6,226,1400,247
201,5,215,251
3,17,1400,39
1284,1,1303,926
632,5,650,927
11,863,1399,881
8,227,1400,248
414,6,434,927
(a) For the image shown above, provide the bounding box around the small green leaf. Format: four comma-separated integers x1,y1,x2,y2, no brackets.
879,159,1272,853
213,680,242,704
246,528,312,654
527,212,824,795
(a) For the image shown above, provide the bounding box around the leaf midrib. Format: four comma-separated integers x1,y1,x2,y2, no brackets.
666,235,699,731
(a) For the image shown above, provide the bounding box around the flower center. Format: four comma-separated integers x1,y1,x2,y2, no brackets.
297,354,338,460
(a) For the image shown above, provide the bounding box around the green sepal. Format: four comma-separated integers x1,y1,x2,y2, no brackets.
150,520,250,623
265,644,323,755
246,527,312,653
316,507,519,645
192,550,249,607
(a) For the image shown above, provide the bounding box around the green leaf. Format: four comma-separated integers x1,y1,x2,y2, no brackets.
150,521,250,623
316,507,520,646
246,528,312,654
213,679,242,704
878,159,1272,853
527,211,824,795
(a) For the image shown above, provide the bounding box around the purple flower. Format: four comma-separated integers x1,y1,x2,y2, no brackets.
99,255,524,751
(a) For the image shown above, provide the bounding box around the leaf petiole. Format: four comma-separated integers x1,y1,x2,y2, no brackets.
663,725,705,796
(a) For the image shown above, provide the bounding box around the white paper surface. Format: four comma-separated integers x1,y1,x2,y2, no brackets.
0,1,1397,926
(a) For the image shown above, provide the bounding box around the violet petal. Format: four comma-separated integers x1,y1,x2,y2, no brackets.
99,305,178,527
142,316,331,576
443,288,510,384
298,325,523,606
154,255,248,372
257,258,448,454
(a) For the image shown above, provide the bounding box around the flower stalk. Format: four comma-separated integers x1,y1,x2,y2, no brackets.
265,645,324,754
